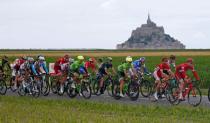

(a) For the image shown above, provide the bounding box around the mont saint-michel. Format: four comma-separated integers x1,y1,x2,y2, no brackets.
116,15,185,49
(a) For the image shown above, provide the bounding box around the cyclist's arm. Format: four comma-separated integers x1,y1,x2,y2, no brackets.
42,63,49,74
142,64,150,74
31,64,38,75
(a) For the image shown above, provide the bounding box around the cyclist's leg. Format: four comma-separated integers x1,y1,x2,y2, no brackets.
119,71,125,97
153,71,161,100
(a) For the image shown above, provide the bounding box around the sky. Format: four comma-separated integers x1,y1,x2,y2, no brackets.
0,0,210,49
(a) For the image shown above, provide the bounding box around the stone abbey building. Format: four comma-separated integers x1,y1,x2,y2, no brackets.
116,15,185,49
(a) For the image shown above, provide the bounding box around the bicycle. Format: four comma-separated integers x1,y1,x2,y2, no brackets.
18,75,41,98
167,79,202,107
38,73,50,96
137,71,153,98
67,74,92,99
113,75,139,101
93,74,114,96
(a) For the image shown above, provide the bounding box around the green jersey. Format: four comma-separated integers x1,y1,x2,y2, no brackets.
70,61,84,72
117,62,132,72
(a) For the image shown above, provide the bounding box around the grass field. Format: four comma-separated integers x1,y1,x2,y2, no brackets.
0,96,210,123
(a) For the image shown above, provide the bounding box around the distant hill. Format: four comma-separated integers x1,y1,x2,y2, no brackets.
116,14,185,49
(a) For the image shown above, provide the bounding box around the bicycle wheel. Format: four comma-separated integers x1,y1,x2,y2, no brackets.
188,86,202,107
18,83,26,96
0,80,7,95
128,82,139,101
93,80,101,96
32,82,41,98
67,82,77,98
140,80,152,98
81,80,92,99
165,86,180,105
106,79,114,97
41,77,50,96
113,82,121,100
10,77,17,92
51,77,59,94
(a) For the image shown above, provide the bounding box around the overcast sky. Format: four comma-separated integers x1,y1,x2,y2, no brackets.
0,0,210,49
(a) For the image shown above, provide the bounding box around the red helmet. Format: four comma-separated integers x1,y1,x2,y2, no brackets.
187,58,193,64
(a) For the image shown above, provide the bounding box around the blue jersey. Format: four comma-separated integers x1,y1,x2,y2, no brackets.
132,60,149,74
34,61,49,74
29,62,38,75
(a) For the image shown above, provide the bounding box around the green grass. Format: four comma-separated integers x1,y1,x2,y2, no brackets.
0,96,210,123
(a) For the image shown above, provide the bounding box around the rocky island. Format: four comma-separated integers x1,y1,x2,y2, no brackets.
116,15,185,49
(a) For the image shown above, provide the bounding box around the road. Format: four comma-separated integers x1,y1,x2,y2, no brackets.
2,89,210,107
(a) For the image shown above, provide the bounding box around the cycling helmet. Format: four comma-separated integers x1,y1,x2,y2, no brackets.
77,55,84,60
38,56,45,61
139,57,146,62
22,56,27,60
187,58,193,64
126,56,133,63
69,58,74,63
107,57,112,61
89,58,93,62
28,57,34,62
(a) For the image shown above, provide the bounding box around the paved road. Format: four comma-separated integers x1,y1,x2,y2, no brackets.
2,89,210,107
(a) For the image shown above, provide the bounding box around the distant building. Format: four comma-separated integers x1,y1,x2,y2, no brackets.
116,14,185,49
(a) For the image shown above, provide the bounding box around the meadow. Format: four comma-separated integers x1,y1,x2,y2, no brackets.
0,96,210,123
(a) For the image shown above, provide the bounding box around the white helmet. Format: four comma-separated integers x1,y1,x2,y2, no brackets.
38,56,45,61
69,58,74,63
126,56,133,63
28,57,34,61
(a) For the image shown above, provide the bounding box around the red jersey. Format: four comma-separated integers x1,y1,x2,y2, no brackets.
175,63,199,80
85,61,96,71
14,59,25,71
156,63,170,78
54,57,68,74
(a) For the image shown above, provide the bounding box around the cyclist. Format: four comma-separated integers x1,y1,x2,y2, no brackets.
53,55,70,93
175,58,200,100
153,57,174,100
169,55,176,70
70,55,86,85
11,56,27,89
54,54,70,75
117,56,135,97
34,55,49,75
28,57,38,76
97,57,115,94
85,57,97,75
132,57,150,75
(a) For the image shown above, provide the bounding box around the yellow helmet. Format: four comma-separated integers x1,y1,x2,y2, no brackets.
77,55,84,60
126,56,132,63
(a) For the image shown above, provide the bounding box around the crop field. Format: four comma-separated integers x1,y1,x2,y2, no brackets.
1,49,210,57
